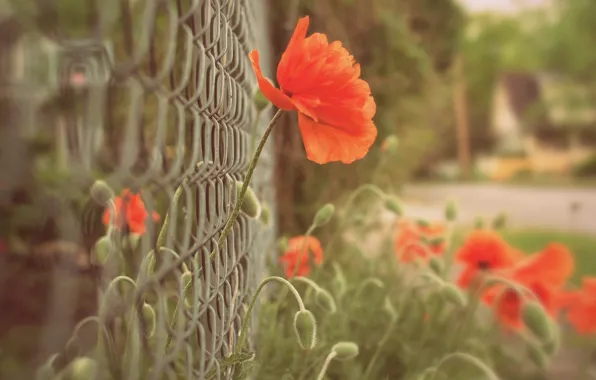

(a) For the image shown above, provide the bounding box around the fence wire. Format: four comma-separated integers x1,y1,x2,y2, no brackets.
0,0,274,379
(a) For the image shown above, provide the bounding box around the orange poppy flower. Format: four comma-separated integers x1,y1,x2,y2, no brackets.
485,243,574,329
561,277,596,334
102,189,160,235
455,230,522,288
248,16,377,164
279,236,324,278
394,219,445,263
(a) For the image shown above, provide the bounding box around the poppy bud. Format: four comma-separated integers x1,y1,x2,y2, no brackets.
253,89,270,111
445,200,457,221
384,197,403,216
427,236,445,247
492,212,508,230
235,181,261,219
522,301,554,343
441,284,467,308
429,256,444,276
293,310,317,350
381,134,399,154
527,343,548,370
259,203,272,226
542,322,560,355
416,219,431,228
315,288,337,313
474,216,485,229
277,237,289,252
313,203,335,227
142,302,156,337
65,357,98,380
331,341,359,361
90,180,114,207
92,235,113,265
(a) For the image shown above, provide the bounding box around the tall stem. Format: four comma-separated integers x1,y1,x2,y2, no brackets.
316,352,338,380
211,109,284,260
236,276,305,353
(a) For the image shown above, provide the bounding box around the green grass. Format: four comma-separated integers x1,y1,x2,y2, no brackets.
454,228,596,285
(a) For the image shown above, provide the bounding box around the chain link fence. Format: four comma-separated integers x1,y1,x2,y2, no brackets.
0,0,274,378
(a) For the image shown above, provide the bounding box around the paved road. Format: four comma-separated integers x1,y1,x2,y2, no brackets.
401,183,596,235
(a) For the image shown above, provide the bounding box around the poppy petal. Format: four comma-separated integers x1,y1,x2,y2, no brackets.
277,16,310,86
297,112,377,164
248,50,295,110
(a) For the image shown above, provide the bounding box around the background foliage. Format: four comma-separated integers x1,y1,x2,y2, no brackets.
268,0,465,235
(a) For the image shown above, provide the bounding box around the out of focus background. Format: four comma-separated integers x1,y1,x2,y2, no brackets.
272,0,596,237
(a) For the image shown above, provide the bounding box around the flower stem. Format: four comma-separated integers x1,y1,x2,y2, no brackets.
429,352,499,380
210,109,283,260
363,320,396,379
324,184,385,256
236,276,305,354
316,352,338,380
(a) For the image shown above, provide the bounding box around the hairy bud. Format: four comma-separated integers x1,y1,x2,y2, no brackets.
313,203,335,227
522,301,554,343
331,341,359,361
445,200,458,221
90,180,114,207
259,203,272,226
293,310,317,350
441,284,467,308
235,181,261,219
315,289,337,313
429,256,444,276
65,357,98,380
384,197,403,216
527,342,548,370
92,235,113,266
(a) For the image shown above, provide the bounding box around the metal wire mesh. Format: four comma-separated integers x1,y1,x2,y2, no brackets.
0,0,274,379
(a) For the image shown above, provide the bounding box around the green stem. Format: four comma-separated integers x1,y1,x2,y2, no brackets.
156,177,190,250
316,352,338,380
429,352,499,380
210,109,283,260
249,109,264,155
363,321,396,379
324,184,385,256
236,276,306,354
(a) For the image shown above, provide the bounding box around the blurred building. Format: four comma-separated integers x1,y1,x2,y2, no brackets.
481,72,596,180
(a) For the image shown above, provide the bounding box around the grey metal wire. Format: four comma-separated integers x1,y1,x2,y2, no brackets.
0,0,274,379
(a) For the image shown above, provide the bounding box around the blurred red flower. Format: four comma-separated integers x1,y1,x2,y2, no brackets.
249,16,377,164
393,219,446,263
455,230,522,288
485,243,574,329
279,236,324,278
102,189,160,235
559,277,596,334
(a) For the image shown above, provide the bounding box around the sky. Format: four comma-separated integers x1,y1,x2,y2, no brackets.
457,0,548,14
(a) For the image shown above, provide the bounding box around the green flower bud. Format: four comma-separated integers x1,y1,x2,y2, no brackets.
92,235,113,266
522,301,554,343
527,342,548,370
417,219,431,228
331,341,359,361
90,180,114,207
253,89,270,111
331,262,347,297
428,256,444,276
259,203,272,226
293,310,317,350
426,236,445,247
278,236,289,252
492,212,508,230
142,302,156,337
235,181,261,219
445,200,458,221
313,203,335,227
381,134,399,153
441,284,467,308
542,321,561,355
384,197,403,216
66,357,98,380
315,289,337,314
474,216,485,229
